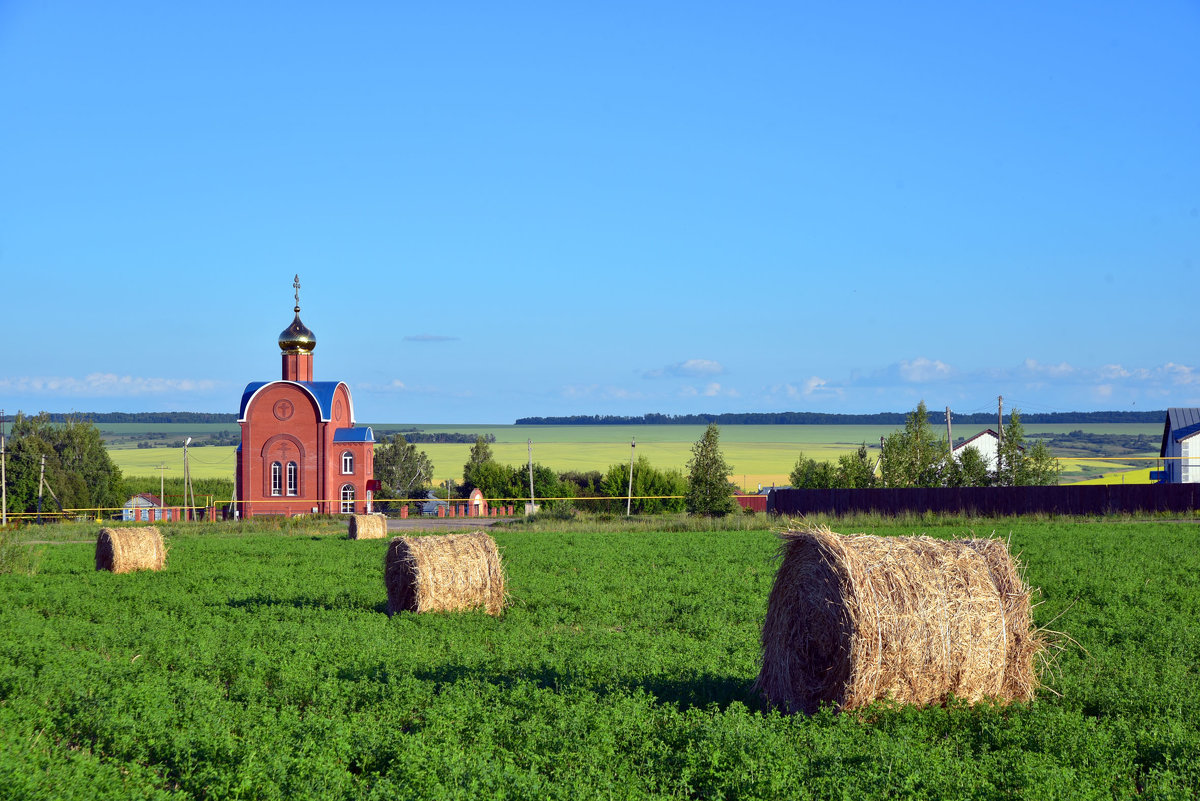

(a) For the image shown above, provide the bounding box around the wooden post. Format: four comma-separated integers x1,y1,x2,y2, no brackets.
626,437,636,516
527,439,535,507
997,395,1004,478
37,454,46,525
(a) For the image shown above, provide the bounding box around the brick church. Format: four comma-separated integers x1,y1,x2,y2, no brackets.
236,277,375,517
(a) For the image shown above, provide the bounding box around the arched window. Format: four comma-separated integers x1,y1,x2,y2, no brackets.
286,462,298,496
271,462,282,496
340,484,356,514
341,451,354,474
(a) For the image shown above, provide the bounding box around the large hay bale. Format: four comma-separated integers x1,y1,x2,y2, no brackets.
959,537,1042,703
756,526,1042,714
384,531,505,615
348,514,387,540
95,527,166,573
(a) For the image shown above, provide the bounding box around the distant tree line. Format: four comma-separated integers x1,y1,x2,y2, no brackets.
0,412,240,424
371,428,496,445
516,410,1165,426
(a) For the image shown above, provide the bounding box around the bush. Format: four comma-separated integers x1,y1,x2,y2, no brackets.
0,526,41,575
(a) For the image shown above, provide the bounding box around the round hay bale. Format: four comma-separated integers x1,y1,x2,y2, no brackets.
959,537,1042,703
95,526,166,573
756,525,1041,714
384,531,505,616
348,514,387,540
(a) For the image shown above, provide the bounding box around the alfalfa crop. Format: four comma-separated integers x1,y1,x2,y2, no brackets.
95,526,167,573
384,531,506,615
756,524,1043,714
347,514,387,540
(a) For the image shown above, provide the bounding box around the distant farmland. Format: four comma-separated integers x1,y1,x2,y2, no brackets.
104,422,1164,489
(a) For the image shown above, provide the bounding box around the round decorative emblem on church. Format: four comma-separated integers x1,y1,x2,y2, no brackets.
334,399,343,420
273,399,294,421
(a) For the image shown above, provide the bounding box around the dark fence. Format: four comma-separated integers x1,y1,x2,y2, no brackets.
768,484,1200,517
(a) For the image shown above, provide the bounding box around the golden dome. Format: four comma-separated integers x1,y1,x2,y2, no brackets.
279,306,317,354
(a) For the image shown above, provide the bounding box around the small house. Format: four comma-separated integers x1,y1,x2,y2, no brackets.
122,493,162,522
1159,408,1200,483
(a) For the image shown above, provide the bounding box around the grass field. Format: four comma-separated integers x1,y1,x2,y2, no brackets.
107,423,1165,489
1,516,1196,797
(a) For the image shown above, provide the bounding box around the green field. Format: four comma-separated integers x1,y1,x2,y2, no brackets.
107,423,1165,489
1,517,1196,797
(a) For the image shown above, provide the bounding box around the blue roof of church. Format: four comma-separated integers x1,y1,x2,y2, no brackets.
238,381,351,422
333,427,374,443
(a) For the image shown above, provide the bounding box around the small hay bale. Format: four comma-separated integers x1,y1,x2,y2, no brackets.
348,514,387,540
95,527,166,573
384,531,505,616
756,525,1042,714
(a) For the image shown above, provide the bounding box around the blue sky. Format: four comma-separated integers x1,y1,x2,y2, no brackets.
1,2,1197,423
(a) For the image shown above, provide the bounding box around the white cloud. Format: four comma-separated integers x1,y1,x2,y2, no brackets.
0,373,220,396
898,358,953,383
1099,364,1132,379
681,382,738,398
1023,359,1075,377
1162,362,1199,385
643,359,725,379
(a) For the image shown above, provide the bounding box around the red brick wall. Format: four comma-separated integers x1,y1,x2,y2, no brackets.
238,381,373,517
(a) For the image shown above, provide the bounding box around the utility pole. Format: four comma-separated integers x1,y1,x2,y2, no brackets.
997,395,1004,479
626,436,636,516
37,454,46,525
945,406,953,453
527,439,535,508
157,463,168,522
183,437,193,521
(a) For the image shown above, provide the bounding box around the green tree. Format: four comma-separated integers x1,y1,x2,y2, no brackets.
996,409,1060,486
468,460,517,502
3,412,124,516
945,445,992,487
685,423,736,516
461,435,495,496
835,443,878,489
373,434,433,512
789,452,837,489
879,401,950,488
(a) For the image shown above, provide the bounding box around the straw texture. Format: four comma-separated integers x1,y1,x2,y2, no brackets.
348,514,388,540
95,527,166,573
384,531,506,615
756,525,1041,714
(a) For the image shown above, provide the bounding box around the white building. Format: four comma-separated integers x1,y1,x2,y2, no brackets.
953,429,1000,473
1159,408,1200,483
